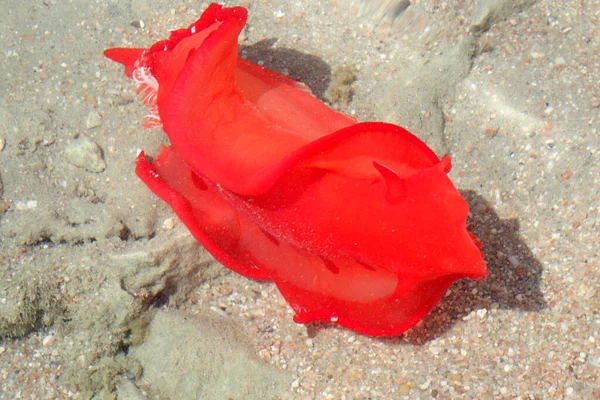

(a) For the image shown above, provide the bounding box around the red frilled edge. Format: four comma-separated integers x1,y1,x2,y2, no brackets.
106,3,487,336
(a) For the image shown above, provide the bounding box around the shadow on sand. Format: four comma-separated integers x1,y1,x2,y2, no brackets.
240,39,333,100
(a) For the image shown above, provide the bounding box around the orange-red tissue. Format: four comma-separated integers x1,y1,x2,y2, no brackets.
104,3,487,336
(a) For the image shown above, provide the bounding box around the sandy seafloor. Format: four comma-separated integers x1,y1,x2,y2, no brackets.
0,0,599,398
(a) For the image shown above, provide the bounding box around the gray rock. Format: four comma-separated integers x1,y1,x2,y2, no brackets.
86,111,102,129
114,378,148,400
375,39,474,156
111,231,226,306
64,136,106,173
471,0,537,31
131,310,292,400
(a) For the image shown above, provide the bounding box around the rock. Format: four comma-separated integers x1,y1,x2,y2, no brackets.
375,40,474,156
111,231,225,307
64,137,106,173
14,200,37,210
115,378,147,400
86,111,102,129
324,65,358,107
471,0,536,31
130,310,291,400
42,335,56,347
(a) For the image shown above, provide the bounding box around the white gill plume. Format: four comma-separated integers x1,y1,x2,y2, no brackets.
132,66,162,128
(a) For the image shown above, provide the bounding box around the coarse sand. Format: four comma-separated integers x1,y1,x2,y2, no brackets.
0,0,598,398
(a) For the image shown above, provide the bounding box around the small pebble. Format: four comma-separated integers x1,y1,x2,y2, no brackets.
86,111,102,129
485,127,499,137
530,51,545,59
15,200,37,210
163,217,177,230
565,387,574,396
419,380,431,390
64,136,107,173
0,138,5,151
77,354,88,368
476,308,488,319
42,335,56,347
398,384,411,394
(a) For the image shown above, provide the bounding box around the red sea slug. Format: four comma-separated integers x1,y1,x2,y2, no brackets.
104,3,487,336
